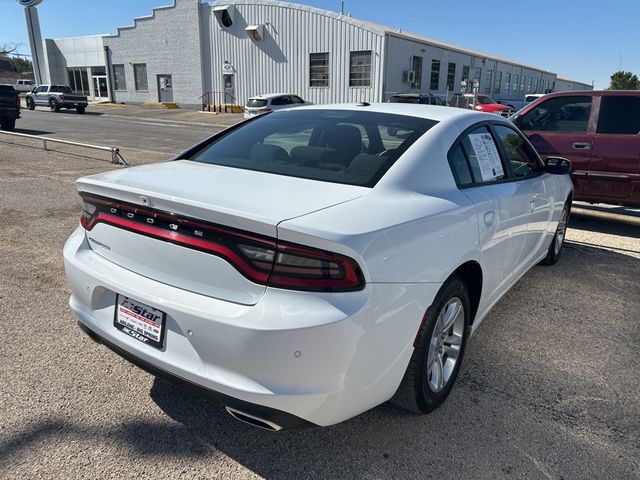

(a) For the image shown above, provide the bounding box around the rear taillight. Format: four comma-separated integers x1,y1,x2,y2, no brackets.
79,194,364,292
16,96,21,109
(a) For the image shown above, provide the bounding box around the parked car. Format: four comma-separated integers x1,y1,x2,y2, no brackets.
388,93,445,106
15,79,36,93
243,93,309,118
449,93,513,116
26,84,88,114
0,84,21,131
511,90,640,207
64,103,572,429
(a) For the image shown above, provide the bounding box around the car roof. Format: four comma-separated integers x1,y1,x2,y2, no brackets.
290,102,493,123
249,93,298,100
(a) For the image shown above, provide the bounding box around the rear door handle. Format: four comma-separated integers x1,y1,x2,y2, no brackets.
572,142,591,150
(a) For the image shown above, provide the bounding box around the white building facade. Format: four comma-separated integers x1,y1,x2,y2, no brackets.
40,0,592,105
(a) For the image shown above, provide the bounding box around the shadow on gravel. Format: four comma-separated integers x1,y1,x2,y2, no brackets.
139,243,639,479
569,211,640,239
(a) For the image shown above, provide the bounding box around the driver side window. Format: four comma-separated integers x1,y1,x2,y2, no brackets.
520,96,592,133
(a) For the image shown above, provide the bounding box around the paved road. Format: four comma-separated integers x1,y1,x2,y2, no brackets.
12,106,239,156
0,143,639,479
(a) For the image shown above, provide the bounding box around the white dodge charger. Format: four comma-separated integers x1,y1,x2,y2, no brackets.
64,103,573,430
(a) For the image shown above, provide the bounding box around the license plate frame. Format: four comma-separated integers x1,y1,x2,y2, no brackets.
114,295,166,349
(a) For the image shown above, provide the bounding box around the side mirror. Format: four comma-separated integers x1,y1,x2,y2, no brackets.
544,156,572,175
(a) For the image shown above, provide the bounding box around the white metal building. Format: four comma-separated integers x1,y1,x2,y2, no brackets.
39,0,592,106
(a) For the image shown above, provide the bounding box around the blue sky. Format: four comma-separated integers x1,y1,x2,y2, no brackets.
1,0,638,89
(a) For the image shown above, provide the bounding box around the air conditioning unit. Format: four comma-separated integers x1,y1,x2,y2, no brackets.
403,70,415,83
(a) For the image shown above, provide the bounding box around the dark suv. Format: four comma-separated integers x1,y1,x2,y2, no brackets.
511,90,640,207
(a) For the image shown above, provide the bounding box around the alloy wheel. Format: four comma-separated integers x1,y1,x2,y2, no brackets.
427,297,465,393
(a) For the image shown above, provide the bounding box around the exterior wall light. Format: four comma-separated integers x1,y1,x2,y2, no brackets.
245,25,265,42
213,5,235,28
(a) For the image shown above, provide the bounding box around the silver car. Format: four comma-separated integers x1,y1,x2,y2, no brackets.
243,93,310,118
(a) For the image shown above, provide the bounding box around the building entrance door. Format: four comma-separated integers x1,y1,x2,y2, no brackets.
92,76,108,100
157,75,173,102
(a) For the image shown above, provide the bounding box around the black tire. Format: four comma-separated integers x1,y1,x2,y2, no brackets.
49,99,60,112
540,202,570,266
76,106,86,114
392,274,470,413
0,118,16,131
26,98,35,110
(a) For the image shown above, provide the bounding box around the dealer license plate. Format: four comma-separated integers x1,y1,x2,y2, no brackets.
114,295,166,349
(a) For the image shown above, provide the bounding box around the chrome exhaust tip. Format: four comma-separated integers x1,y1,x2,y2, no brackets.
224,407,283,431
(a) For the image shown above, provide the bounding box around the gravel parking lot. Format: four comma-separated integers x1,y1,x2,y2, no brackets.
0,142,639,479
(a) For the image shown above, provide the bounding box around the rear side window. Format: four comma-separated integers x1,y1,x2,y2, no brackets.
448,126,506,185
597,96,640,135
188,110,437,187
246,98,267,108
521,96,592,132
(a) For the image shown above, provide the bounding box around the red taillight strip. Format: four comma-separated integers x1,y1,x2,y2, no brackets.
270,244,362,289
80,193,365,292
81,193,272,247
84,213,270,283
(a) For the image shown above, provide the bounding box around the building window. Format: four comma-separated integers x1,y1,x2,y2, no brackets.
133,63,148,91
520,76,526,95
447,62,456,91
526,76,532,93
113,64,126,91
411,56,423,89
309,53,329,87
494,71,502,95
91,66,106,76
67,67,90,96
485,70,492,94
349,51,372,87
513,74,519,94
461,65,470,92
430,59,440,91
532,77,539,93
504,73,511,95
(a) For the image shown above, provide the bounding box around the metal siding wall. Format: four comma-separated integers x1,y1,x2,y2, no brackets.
384,35,560,102
208,3,384,106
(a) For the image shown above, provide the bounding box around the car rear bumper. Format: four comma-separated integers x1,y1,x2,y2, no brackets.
64,226,439,427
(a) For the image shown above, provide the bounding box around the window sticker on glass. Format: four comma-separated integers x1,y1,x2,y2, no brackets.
468,133,504,181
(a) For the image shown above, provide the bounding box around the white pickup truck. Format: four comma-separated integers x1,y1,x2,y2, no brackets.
15,79,36,93
25,84,88,114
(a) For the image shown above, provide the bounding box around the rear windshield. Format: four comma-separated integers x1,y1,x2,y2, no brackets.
0,85,17,92
246,98,268,108
188,109,437,187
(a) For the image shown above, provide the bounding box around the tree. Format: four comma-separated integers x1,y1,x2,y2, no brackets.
609,71,640,90
0,43,19,56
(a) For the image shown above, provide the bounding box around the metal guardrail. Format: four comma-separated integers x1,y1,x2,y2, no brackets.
0,130,128,165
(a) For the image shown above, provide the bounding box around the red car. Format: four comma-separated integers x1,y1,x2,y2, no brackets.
449,93,513,116
511,90,640,207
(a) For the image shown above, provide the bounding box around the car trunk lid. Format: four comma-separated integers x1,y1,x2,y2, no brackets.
77,160,367,305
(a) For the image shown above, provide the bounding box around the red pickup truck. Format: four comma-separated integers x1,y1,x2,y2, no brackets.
510,90,640,207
